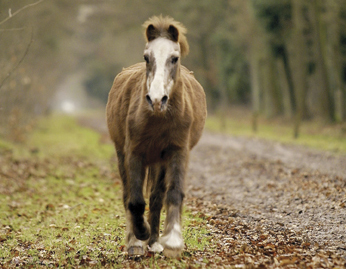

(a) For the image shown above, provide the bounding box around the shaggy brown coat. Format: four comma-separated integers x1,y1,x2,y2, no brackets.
106,15,206,257
107,63,206,163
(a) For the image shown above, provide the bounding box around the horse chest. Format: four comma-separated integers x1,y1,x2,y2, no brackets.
129,123,183,165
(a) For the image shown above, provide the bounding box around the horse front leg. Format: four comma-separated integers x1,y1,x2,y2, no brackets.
116,150,128,207
116,150,143,254
148,165,166,252
160,149,187,258
125,153,150,255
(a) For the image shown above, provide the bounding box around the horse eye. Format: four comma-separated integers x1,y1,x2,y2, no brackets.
171,57,179,64
144,55,149,64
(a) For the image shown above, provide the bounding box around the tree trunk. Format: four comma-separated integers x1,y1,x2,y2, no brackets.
198,35,215,109
277,57,293,118
310,0,334,121
246,0,265,132
291,0,309,138
261,53,281,118
250,53,262,131
325,0,344,122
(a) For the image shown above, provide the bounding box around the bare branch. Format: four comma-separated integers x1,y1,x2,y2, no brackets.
0,27,26,32
0,0,45,26
0,27,34,90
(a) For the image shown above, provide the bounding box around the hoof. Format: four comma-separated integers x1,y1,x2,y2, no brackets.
128,246,145,256
163,248,182,258
148,242,164,253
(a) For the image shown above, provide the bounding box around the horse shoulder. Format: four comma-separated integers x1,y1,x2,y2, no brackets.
106,63,146,150
180,66,207,149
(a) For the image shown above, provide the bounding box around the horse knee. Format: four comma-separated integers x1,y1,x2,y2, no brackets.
128,199,146,216
166,188,185,206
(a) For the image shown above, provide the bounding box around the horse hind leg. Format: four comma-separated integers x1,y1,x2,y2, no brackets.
160,150,187,258
161,206,184,258
148,165,166,253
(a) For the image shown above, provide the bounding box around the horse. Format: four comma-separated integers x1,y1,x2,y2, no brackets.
106,15,207,258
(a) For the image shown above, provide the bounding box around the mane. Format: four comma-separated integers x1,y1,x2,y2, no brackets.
143,15,189,57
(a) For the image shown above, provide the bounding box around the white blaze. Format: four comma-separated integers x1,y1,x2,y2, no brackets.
144,38,180,105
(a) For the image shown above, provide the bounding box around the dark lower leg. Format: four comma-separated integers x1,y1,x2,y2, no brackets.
128,202,150,241
148,166,166,246
160,193,184,256
163,187,184,235
117,151,145,254
160,149,187,256
127,154,150,241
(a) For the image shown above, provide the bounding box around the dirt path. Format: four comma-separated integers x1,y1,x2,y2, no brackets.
79,115,346,262
187,132,346,256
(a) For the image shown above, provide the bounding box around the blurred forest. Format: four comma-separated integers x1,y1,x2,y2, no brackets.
1,0,346,141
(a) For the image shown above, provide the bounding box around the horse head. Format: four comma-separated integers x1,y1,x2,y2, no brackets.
143,16,189,114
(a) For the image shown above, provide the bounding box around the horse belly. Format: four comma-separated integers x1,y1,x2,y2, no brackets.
143,147,163,165
131,134,179,166
134,143,170,165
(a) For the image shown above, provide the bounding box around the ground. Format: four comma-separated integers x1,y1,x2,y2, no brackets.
82,113,346,268
187,131,346,264
0,114,345,268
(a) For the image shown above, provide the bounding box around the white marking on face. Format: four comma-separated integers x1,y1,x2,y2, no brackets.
144,37,180,110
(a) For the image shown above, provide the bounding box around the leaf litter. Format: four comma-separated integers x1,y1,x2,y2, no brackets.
0,115,345,268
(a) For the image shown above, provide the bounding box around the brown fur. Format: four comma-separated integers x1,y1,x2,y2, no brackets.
143,15,189,57
107,63,205,161
106,16,206,257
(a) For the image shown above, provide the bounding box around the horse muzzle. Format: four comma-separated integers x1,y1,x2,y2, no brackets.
146,94,168,113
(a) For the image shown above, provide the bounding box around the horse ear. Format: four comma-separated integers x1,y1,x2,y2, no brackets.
146,24,156,42
168,25,179,42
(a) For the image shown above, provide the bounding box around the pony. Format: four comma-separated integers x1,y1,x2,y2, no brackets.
106,15,207,258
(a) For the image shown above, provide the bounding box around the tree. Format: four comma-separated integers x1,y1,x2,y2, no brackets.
290,0,309,137
325,0,345,122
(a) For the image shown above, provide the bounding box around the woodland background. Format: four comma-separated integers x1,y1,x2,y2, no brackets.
1,0,346,140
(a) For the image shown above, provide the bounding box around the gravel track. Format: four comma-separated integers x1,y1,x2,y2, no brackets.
187,131,346,257
79,115,346,260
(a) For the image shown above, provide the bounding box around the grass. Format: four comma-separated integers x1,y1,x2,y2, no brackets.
206,109,346,154
2,112,346,267
26,115,114,160
0,115,211,268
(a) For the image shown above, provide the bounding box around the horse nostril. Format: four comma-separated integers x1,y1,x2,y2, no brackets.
161,95,168,106
146,94,153,106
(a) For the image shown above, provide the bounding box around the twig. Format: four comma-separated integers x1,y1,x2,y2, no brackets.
0,0,45,26
0,27,34,90
0,27,26,32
